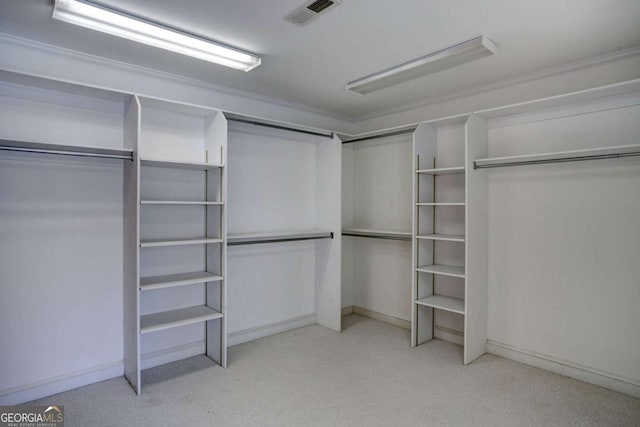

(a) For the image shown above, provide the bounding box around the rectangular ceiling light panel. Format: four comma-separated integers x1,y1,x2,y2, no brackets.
52,0,261,71
346,36,497,95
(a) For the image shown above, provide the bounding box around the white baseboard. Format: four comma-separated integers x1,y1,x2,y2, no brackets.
341,306,353,315
0,361,124,405
141,341,205,370
434,325,464,346
487,340,640,399
347,306,411,330
227,314,316,347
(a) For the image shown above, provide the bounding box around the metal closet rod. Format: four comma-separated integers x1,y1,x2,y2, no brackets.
342,128,416,144
227,233,334,246
0,145,133,160
227,117,334,139
475,151,640,169
341,232,411,241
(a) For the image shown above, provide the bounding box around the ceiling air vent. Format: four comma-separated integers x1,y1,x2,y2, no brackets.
285,0,340,26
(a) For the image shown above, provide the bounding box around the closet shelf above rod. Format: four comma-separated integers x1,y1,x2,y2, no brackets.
474,144,640,169
227,230,333,246
0,138,134,160
342,228,412,241
225,114,334,139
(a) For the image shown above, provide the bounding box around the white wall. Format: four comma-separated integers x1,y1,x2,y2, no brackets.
486,103,640,388
342,133,413,321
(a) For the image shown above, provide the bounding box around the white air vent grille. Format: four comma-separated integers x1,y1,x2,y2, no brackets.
285,0,340,26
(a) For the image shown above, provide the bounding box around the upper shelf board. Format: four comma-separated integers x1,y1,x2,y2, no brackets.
474,144,640,169
137,96,220,117
474,78,640,120
140,237,224,248
416,234,465,242
140,200,223,206
342,228,412,241
227,230,333,245
416,166,465,175
0,138,133,160
140,159,223,170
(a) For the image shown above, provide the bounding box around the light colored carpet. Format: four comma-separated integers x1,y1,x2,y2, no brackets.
31,315,640,426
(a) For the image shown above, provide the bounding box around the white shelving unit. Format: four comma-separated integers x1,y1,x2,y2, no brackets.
412,114,488,364
124,96,228,395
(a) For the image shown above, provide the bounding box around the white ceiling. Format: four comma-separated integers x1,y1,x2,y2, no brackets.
1,0,639,119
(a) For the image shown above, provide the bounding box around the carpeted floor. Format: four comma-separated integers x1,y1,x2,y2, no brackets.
31,315,640,426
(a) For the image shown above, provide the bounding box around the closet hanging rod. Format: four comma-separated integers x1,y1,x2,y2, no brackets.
342,230,412,241
227,232,334,246
226,117,334,139
342,128,416,144
0,139,134,161
474,144,640,169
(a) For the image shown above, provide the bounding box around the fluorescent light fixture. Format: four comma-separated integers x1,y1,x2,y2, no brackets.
52,0,261,71
346,36,497,95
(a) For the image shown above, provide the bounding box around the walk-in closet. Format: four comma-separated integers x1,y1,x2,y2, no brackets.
1,1,640,424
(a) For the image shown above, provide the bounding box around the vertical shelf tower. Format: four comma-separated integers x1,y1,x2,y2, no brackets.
124,96,228,394
411,114,488,364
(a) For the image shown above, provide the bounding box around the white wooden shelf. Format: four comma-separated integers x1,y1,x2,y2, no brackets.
140,305,223,334
415,295,465,315
140,159,223,170
0,138,134,160
342,228,412,241
415,233,465,242
140,200,223,206
227,230,333,246
474,144,640,169
140,237,223,248
416,264,466,278
416,202,465,206
140,271,223,291
416,166,465,175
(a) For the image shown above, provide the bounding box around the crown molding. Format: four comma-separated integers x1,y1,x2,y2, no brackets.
352,44,640,122
2,32,640,134
0,32,350,123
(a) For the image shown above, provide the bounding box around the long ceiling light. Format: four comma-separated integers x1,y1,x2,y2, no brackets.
52,0,261,72
346,36,497,95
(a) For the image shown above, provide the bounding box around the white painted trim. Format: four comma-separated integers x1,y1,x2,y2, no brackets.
349,306,411,330
0,34,344,121
487,340,640,399
341,306,354,315
227,314,317,347
0,361,124,405
0,33,353,133
141,341,206,370
344,307,466,346
486,92,640,129
353,45,640,122
3,32,639,132
434,325,464,346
